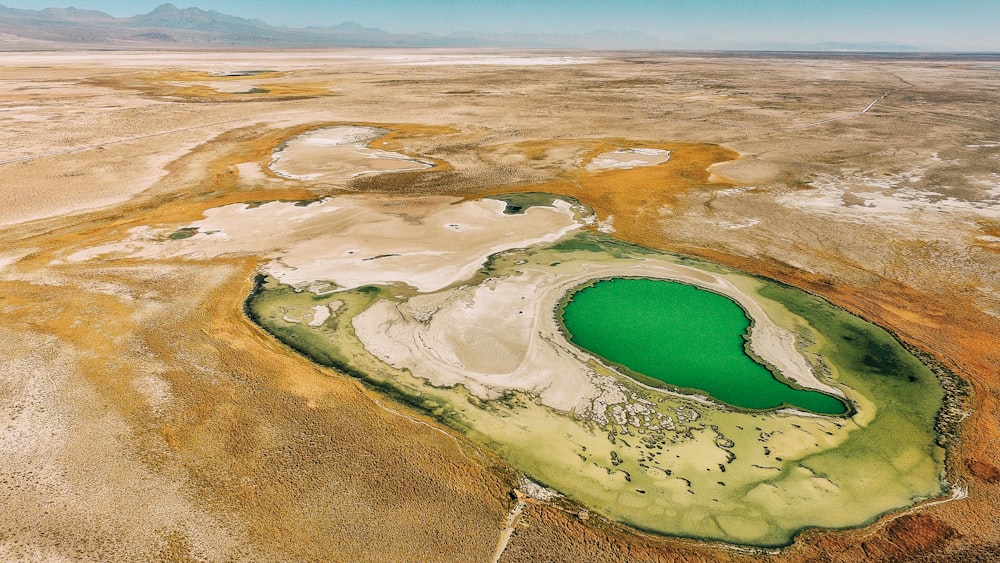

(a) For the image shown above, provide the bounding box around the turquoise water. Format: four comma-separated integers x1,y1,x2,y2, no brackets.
561,278,848,415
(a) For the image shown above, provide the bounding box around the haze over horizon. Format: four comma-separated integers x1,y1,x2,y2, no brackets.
2,0,998,51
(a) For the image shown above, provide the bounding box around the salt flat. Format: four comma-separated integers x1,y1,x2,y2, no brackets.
586,147,672,171
0,49,997,561
268,125,435,181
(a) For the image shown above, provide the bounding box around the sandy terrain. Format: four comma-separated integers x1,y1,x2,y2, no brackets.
1,49,998,560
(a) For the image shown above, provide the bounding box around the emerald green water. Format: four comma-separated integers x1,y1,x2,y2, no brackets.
561,278,848,415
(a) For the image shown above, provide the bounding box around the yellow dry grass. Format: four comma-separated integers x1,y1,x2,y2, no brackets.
474,139,739,247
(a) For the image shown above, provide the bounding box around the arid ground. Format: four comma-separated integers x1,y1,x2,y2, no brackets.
1,50,998,561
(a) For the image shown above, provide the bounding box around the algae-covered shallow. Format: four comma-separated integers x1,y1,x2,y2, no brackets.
561,278,849,415
241,198,947,547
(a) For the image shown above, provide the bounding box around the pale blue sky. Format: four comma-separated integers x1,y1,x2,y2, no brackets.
3,0,998,51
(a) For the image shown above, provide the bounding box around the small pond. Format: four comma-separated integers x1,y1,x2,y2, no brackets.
560,277,848,414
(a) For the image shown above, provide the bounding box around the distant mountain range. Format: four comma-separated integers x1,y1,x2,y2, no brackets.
0,3,923,51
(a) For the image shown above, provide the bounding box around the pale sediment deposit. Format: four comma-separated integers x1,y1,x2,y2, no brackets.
268,125,434,182
586,147,671,171
65,195,583,293
308,304,332,327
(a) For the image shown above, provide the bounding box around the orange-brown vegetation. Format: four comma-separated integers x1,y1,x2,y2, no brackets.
475,139,739,247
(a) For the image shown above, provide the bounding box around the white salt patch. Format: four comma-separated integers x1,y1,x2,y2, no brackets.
234,162,270,183
778,172,1000,230
520,477,560,501
630,148,671,157
292,126,381,147
201,81,260,94
264,198,582,293
269,126,432,182
718,219,761,230
308,304,331,327
66,196,584,294
586,148,671,171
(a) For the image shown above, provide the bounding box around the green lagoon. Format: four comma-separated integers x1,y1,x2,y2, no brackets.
561,278,848,415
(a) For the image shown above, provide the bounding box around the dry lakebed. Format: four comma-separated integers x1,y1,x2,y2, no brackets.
2,50,996,562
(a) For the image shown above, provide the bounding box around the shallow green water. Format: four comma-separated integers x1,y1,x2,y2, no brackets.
561,278,848,414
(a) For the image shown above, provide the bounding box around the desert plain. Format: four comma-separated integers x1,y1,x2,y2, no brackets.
1,49,998,561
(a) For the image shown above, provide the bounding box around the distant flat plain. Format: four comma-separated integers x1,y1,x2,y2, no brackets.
1,49,998,561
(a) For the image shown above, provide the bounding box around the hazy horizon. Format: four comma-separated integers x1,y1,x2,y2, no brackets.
2,0,998,52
